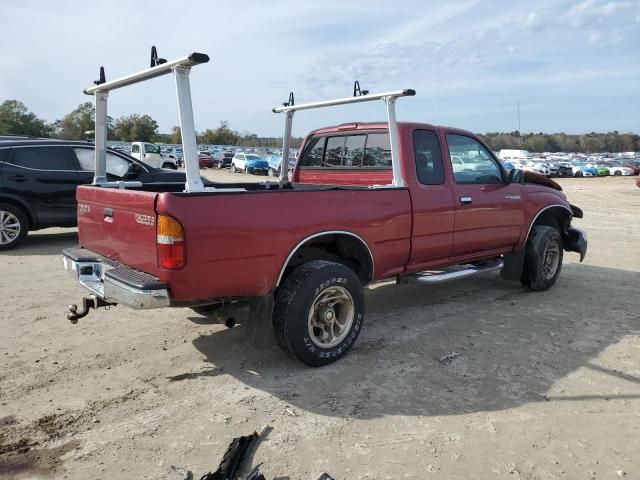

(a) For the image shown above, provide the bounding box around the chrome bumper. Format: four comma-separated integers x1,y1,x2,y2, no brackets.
62,248,170,309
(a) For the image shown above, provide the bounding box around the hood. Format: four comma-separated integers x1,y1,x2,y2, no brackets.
523,170,562,191
246,159,269,167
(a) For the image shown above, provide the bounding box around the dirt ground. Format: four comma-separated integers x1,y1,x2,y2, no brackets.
1,175,639,479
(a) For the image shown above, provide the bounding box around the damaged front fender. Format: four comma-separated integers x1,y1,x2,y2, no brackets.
564,227,587,262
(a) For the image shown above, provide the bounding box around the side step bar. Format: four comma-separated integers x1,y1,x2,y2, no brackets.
401,258,504,284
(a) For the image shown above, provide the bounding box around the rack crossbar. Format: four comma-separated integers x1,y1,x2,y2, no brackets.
84,53,209,95
273,89,415,113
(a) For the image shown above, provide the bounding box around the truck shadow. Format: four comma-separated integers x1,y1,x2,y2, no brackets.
179,263,640,419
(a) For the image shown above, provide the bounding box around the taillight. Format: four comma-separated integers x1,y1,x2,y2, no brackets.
157,214,186,269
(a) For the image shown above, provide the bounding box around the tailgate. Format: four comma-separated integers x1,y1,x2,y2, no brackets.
76,186,160,276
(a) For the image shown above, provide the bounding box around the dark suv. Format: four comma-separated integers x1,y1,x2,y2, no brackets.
0,139,188,250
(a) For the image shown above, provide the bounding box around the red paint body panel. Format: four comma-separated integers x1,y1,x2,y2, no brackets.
76,186,159,275
154,189,411,301
297,169,393,186
75,122,576,306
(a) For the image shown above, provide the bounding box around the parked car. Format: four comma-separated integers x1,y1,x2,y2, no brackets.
556,162,574,177
266,154,297,177
231,153,269,174
602,161,636,176
593,164,610,176
197,152,215,168
572,163,597,177
212,151,234,169
623,160,640,175
168,148,184,167
0,139,191,250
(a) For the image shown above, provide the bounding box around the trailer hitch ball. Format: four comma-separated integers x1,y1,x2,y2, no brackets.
67,295,113,324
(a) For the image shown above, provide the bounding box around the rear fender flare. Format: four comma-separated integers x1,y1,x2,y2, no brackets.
276,230,374,287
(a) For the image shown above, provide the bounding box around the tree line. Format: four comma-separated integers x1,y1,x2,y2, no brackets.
1,99,637,153
478,131,639,153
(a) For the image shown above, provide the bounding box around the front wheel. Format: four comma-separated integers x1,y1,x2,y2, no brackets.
231,164,237,173
575,171,583,177
521,225,563,291
0,203,29,250
273,260,364,367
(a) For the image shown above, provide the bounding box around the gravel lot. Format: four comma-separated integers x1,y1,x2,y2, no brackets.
1,175,639,479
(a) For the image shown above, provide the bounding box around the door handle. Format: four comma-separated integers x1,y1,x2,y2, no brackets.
460,196,473,205
8,175,27,182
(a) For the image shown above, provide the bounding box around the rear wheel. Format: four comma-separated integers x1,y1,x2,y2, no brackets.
273,260,364,367
575,170,583,177
521,225,563,291
0,203,29,250
614,170,622,176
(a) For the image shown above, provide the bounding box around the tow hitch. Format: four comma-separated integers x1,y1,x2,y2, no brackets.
67,295,115,324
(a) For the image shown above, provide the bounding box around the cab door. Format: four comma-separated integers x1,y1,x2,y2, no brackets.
4,145,80,227
406,129,456,270
443,133,523,259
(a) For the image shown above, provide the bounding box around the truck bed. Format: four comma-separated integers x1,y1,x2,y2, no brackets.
76,183,412,303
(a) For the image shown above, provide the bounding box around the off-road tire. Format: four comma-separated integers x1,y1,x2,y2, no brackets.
273,260,364,367
521,225,563,291
0,203,29,251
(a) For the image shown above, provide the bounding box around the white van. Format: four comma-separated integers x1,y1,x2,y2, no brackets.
130,142,178,169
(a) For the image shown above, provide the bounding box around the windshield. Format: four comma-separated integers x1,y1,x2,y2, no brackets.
245,154,262,160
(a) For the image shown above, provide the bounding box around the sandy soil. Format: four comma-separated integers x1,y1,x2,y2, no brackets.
1,175,639,479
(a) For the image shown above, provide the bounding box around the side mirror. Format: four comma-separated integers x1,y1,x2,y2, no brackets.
507,168,524,184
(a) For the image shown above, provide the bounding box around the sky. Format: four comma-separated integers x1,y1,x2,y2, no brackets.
1,0,639,137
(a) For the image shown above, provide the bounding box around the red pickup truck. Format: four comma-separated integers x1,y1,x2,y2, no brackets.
62,52,586,367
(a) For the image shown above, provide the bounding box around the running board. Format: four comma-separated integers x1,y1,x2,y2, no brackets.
402,258,504,284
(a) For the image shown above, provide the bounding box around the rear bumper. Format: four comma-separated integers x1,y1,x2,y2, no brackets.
62,248,170,309
565,228,588,262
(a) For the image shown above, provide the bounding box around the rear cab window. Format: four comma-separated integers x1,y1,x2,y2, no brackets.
298,131,391,170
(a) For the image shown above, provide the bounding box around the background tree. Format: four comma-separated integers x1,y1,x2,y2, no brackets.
114,114,158,142
0,100,53,137
169,126,181,144
54,102,115,140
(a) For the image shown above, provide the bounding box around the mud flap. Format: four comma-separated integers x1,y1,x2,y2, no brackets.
245,294,274,348
500,249,525,281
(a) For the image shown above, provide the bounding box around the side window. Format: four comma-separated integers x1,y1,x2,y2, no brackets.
11,147,71,170
324,136,344,167
299,136,325,167
73,148,132,178
342,135,366,167
74,148,94,171
106,152,130,178
131,144,140,154
413,130,445,185
144,144,159,154
446,134,502,184
363,133,391,167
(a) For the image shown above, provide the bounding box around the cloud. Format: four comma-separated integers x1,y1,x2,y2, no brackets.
522,11,545,31
566,0,634,27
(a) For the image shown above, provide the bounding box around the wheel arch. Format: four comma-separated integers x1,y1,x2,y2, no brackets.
525,204,572,242
276,231,374,287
